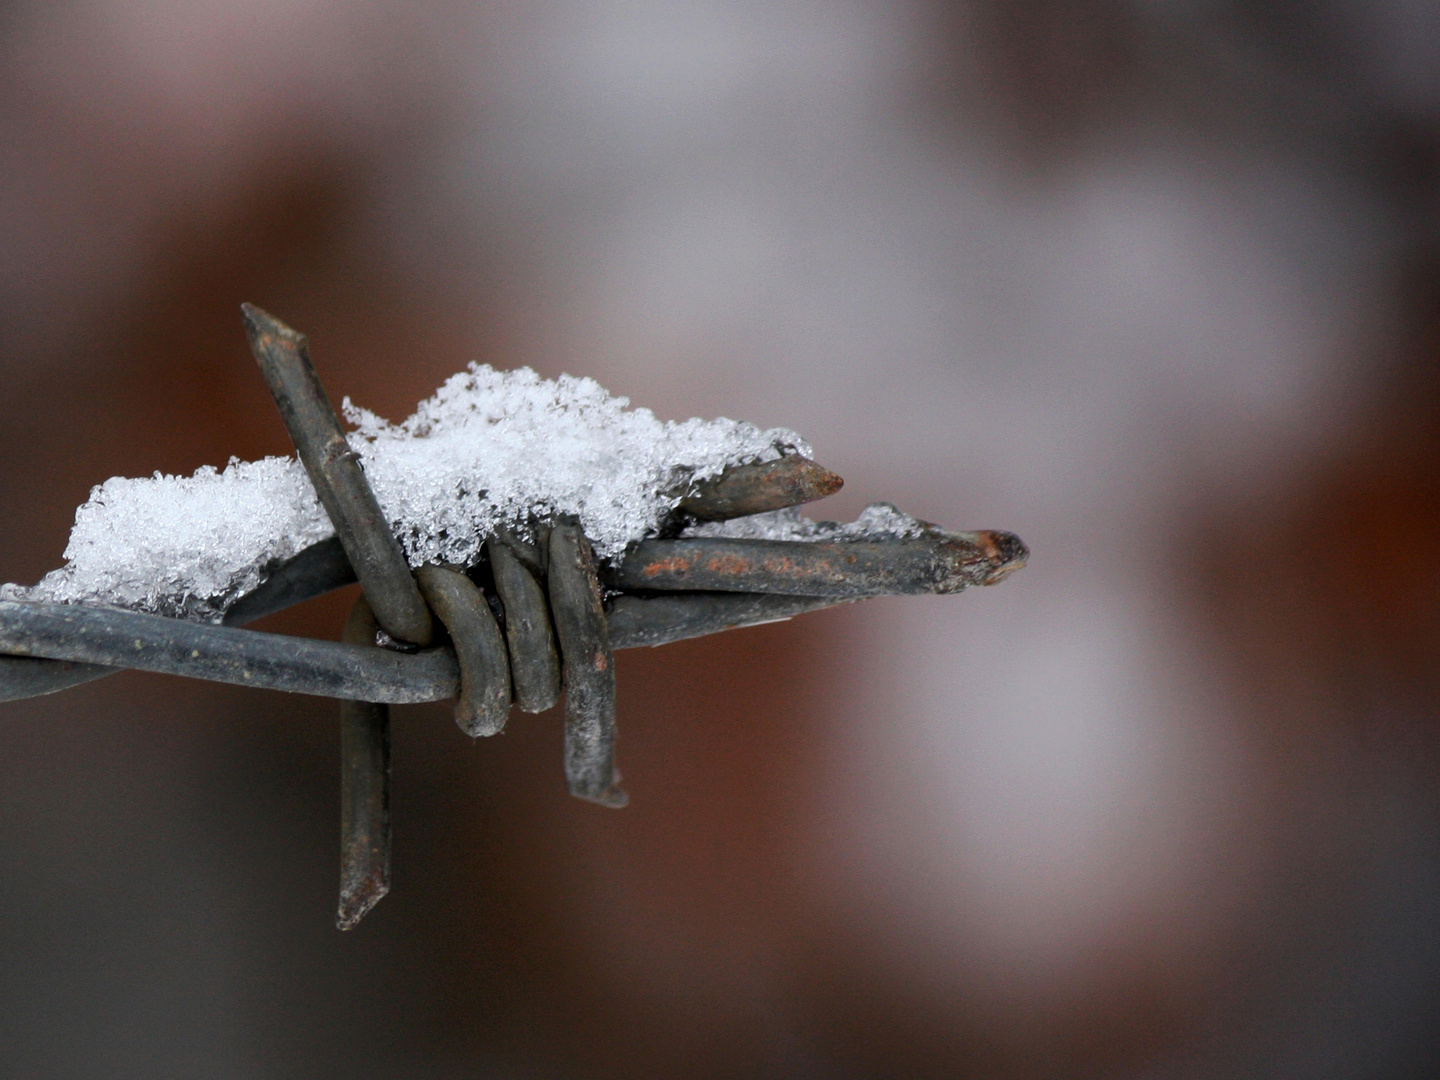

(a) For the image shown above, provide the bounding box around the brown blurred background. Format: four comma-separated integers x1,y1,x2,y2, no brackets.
3,1,1440,1076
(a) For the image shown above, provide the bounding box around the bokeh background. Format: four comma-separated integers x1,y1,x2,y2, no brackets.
3,1,1440,1076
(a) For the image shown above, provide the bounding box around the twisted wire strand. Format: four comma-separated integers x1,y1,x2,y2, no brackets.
0,525,1026,705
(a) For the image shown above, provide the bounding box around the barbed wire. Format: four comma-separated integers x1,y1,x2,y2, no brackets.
0,305,1028,929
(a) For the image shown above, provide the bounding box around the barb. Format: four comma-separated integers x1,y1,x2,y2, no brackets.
337,596,391,930
675,456,843,521
548,522,626,808
245,303,436,928
242,304,432,647
608,531,1027,596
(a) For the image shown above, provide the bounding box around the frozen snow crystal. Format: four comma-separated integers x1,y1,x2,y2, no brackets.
9,364,808,620
682,501,931,543
6,458,335,622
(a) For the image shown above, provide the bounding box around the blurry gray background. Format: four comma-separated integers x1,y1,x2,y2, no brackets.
3,1,1440,1076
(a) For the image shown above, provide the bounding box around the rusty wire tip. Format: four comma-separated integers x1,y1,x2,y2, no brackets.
678,455,844,521
976,530,1028,584
239,301,305,350
585,784,629,809
336,879,390,931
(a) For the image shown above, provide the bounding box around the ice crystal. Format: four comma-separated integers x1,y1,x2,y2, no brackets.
682,501,930,542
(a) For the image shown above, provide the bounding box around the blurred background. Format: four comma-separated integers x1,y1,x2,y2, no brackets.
2,1,1439,1076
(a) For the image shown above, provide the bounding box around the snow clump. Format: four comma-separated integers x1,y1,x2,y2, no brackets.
9,364,808,620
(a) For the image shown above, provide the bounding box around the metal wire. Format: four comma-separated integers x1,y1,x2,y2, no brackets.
0,527,1024,704
0,304,1030,929
244,304,434,646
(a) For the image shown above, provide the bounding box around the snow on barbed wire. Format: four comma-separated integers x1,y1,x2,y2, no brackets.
8,364,808,620
681,501,929,542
